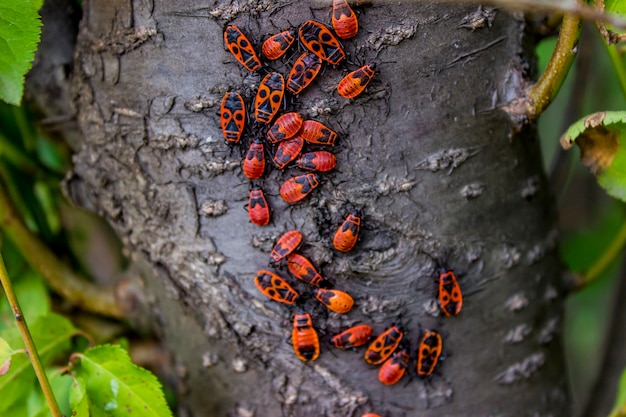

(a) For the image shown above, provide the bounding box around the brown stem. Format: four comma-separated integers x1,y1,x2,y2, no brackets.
0,178,123,319
595,0,626,45
525,13,582,120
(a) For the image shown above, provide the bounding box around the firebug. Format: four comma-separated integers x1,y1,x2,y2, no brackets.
378,341,410,385
243,138,265,179
438,268,463,316
261,28,296,60
269,230,303,265
267,112,303,143
364,325,403,365
286,52,323,95
223,25,262,72
273,135,304,169
333,210,362,252
314,288,354,314
279,173,321,203
220,92,246,143
300,120,338,145
331,324,373,349
337,62,377,99
298,20,345,65
423,251,464,316
416,330,443,377
332,0,359,39
254,72,285,124
292,309,320,361
287,253,326,286
295,151,337,172
248,185,270,226
254,270,299,305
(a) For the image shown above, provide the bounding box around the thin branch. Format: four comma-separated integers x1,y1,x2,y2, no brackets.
0,178,124,319
0,253,62,417
525,13,582,120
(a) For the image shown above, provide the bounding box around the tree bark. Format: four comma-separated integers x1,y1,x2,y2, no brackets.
67,1,571,415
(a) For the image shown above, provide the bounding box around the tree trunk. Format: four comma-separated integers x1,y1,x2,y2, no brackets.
67,0,571,415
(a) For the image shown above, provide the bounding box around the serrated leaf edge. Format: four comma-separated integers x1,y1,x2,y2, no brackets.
75,345,172,417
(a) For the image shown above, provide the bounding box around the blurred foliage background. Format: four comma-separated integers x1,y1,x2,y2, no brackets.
537,21,626,416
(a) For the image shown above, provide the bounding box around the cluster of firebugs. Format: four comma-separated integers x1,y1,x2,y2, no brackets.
219,1,463,414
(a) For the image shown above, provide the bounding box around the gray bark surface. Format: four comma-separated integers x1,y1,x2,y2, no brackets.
68,1,571,416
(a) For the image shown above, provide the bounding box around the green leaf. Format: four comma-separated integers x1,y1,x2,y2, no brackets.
0,352,33,412
49,370,74,417
0,322,22,349
1,369,71,417
3,394,28,417
606,0,626,15
27,0,43,11
28,313,75,363
560,111,626,201
0,0,42,105
21,369,74,417
26,385,48,417
70,377,90,417
0,337,17,376
71,345,173,417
